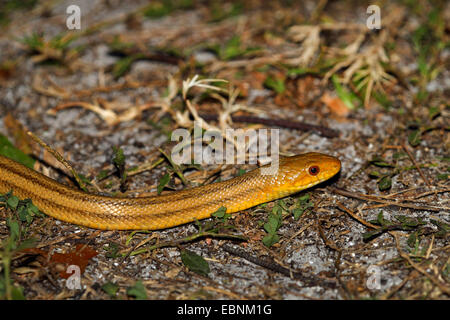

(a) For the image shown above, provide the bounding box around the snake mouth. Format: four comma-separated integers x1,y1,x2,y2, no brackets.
311,167,341,187
326,157,342,177
310,156,341,188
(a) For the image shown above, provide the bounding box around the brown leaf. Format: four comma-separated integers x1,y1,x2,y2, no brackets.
22,245,98,279
3,113,34,154
320,93,351,117
50,244,98,279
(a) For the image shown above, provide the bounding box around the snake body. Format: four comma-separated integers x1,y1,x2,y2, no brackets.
0,152,340,230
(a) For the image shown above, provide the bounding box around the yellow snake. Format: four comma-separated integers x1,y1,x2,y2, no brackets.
0,152,341,230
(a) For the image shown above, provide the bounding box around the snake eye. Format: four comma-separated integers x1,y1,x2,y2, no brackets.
308,165,320,176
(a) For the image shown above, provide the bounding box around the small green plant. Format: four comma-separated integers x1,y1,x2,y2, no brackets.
368,153,440,191
0,192,44,300
368,156,397,191
264,75,286,95
180,249,210,276
0,134,35,169
101,281,119,299
112,55,143,78
362,211,427,242
293,194,314,220
124,206,245,258
211,206,231,223
408,128,422,147
126,280,148,300
208,1,243,22
19,32,82,65
103,242,121,259
332,75,360,110
429,219,449,239
0,0,37,25
262,202,284,247
411,8,445,102
157,173,171,194
209,35,260,61
112,146,128,191
143,0,193,19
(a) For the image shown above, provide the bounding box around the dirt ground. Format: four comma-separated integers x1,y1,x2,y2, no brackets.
0,0,448,300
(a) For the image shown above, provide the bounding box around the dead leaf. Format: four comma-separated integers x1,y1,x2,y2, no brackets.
3,113,34,154
22,245,98,279
321,93,351,117
50,244,98,279
165,267,182,278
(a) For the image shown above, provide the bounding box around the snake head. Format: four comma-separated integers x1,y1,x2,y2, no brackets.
262,152,341,198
